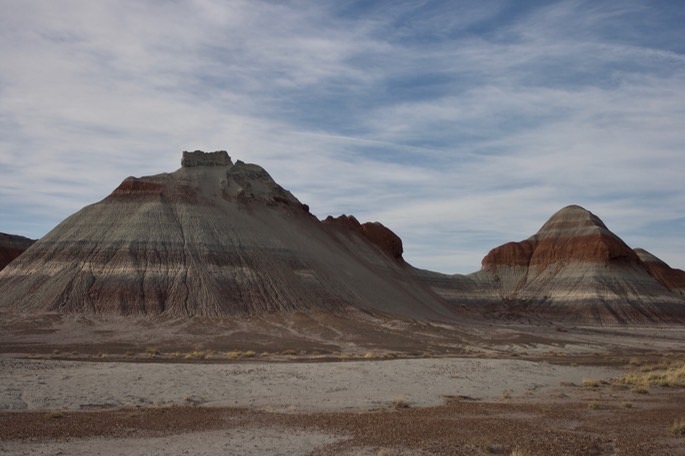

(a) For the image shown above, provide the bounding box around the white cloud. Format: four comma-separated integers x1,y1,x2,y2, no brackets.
0,0,684,274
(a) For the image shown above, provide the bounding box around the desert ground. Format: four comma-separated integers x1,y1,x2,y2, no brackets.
1,311,685,455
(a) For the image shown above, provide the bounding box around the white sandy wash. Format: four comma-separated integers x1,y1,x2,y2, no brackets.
0,357,619,412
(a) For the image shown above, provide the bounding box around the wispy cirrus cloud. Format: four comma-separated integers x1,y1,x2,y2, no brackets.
1,0,684,273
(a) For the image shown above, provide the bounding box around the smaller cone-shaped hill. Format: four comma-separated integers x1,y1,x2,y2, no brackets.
472,205,685,324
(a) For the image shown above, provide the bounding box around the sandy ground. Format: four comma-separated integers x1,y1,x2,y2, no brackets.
2,315,685,455
5,356,685,455
0,357,619,413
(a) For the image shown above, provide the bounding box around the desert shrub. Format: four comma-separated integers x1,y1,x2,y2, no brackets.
393,398,410,409
582,378,602,388
671,418,685,436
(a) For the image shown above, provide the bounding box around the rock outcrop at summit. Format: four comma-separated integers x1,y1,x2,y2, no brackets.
323,215,404,261
0,151,454,320
469,205,685,323
0,233,35,271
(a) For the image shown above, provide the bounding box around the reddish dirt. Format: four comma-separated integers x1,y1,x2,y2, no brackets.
2,389,684,455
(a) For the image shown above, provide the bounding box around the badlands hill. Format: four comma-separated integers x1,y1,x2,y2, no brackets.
0,152,684,325
459,205,685,324
0,151,453,320
0,233,35,271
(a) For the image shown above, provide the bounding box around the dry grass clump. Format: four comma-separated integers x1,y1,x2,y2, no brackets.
145,347,160,357
510,449,533,456
671,418,685,436
393,398,410,409
616,360,685,388
376,449,393,456
183,350,210,360
582,378,602,388
281,349,298,356
46,411,63,419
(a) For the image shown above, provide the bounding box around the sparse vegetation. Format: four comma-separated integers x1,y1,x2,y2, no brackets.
46,411,63,419
281,349,298,356
145,347,160,357
582,378,602,388
617,361,685,388
587,401,600,410
376,449,392,456
671,418,685,436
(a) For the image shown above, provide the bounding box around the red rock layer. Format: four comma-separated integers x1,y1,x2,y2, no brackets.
323,215,403,261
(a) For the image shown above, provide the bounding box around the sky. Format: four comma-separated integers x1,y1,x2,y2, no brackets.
1,0,684,274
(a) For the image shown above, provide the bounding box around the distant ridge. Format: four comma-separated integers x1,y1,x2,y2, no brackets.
0,233,35,271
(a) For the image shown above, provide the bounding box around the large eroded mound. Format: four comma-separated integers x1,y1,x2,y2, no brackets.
0,151,454,320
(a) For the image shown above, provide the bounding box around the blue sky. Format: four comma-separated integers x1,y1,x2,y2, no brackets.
1,0,684,273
